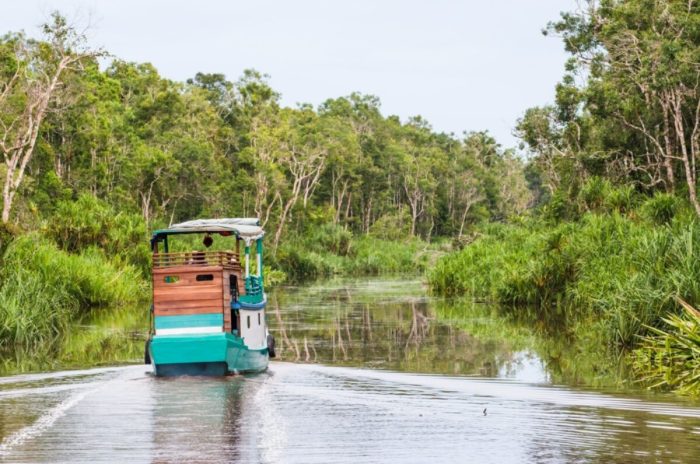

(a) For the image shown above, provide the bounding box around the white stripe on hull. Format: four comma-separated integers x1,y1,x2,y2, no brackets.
156,326,222,336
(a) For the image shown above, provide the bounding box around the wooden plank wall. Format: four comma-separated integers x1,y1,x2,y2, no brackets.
223,270,231,332
153,266,224,316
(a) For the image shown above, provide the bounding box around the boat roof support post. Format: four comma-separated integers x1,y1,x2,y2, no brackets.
244,243,250,278
256,238,263,281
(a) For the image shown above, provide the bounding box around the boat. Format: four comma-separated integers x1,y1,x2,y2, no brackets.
144,218,275,376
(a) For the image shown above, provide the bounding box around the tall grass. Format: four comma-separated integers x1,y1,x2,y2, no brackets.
428,189,700,391
0,234,145,349
428,221,542,300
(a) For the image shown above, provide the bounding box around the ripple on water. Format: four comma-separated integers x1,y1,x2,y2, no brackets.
1,277,700,463
0,363,698,463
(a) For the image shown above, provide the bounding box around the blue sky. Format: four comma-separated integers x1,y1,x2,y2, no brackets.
2,0,575,148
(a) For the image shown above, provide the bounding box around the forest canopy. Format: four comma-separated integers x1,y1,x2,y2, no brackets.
0,12,531,251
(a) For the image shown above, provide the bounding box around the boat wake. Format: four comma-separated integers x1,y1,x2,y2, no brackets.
286,363,700,419
0,386,97,453
0,365,138,456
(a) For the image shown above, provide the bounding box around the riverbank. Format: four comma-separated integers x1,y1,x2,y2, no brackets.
0,233,145,351
429,190,700,395
1,269,697,411
0,219,441,360
271,227,445,281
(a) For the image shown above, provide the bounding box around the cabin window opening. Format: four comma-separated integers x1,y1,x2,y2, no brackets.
164,276,180,284
196,274,214,282
247,315,251,329
258,313,261,325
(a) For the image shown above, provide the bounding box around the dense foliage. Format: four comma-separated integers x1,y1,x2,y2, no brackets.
633,298,700,396
0,234,143,349
431,0,700,394
430,184,700,379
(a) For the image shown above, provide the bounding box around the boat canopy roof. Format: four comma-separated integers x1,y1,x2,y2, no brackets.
153,218,265,242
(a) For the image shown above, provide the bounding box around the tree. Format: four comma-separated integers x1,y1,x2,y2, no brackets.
0,13,102,223
272,108,329,248
536,0,700,216
397,118,441,238
0,15,528,248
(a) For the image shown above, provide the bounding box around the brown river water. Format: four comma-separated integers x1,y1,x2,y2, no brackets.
0,277,699,463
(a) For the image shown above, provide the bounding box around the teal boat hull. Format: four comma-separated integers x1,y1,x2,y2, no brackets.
149,332,269,377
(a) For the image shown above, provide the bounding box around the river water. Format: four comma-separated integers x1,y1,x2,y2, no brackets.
1,277,699,463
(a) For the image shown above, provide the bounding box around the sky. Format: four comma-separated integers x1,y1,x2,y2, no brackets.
2,0,576,149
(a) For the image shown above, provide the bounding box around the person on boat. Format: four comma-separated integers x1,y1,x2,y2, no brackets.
184,235,214,265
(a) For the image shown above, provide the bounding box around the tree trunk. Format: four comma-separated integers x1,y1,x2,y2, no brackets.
0,52,75,223
671,89,700,216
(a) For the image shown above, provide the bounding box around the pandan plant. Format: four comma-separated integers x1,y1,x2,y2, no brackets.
633,298,700,396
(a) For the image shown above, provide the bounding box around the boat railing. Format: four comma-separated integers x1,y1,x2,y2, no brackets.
239,275,264,305
153,251,240,269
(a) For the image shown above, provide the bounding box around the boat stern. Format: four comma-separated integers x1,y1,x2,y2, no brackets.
149,331,268,376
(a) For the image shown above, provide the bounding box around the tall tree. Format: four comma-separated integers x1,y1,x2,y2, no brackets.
0,13,101,223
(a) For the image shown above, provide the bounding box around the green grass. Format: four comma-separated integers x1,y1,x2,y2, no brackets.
0,234,146,349
0,303,148,375
428,221,541,300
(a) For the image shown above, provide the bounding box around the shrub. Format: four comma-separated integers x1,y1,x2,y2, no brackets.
307,223,353,256
347,237,429,275
542,191,575,222
49,194,112,252
0,221,18,257
577,178,639,215
578,177,611,212
272,233,435,281
369,210,412,241
429,204,700,377
274,246,336,280
604,185,638,214
428,222,539,299
640,192,682,225
47,194,150,273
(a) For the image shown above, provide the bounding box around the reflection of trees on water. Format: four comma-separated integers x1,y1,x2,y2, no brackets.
269,278,688,384
405,301,429,350
272,298,299,360
332,311,347,362
362,303,372,343
267,285,525,376
302,335,316,362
